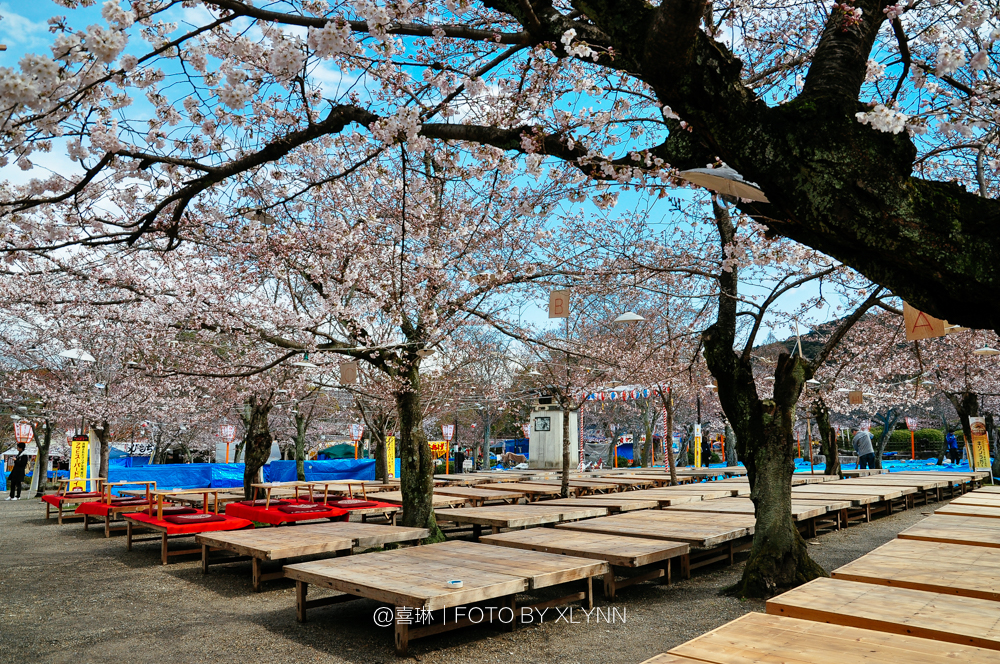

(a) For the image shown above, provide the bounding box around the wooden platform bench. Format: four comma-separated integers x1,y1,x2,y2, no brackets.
284,540,607,655
766,576,1000,650
481,528,689,599
441,504,607,540
639,611,1000,664
197,521,429,591
125,511,254,565
898,513,1000,548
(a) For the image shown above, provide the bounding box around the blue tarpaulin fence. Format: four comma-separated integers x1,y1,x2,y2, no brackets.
266,459,375,482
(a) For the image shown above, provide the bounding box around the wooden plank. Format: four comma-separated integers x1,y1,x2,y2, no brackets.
479,482,564,497
481,528,688,568
663,498,828,521
284,553,526,611
766,577,1000,650
399,540,607,589
440,505,606,529
557,513,751,548
667,612,1000,664
898,514,1000,548
823,481,917,496
372,491,471,507
936,503,1000,519
433,486,524,501
791,490,879,506
792,484,903,500
196,522,428,559
832,538,1000,601
844,476,950,490
526,497,659,513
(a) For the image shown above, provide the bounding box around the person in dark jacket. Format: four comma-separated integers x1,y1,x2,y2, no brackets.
6,443,29,500
946,432,961,464
701,437,711,467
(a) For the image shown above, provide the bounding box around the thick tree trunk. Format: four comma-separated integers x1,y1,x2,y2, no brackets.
871,410,899,469
29,420,52,497
372,427,388,482
946,391,978,463
483,417,491,471
242,396,274,499
665,388,678,485
724,421,738,467
812,398,839,476
395,364,444,541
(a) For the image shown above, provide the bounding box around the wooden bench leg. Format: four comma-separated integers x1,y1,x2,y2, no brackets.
83,514,89,531
105,514,112,538
296,580,308,623
583,576,593,611
201,544,209,574
126,521,133,551
603,571,616,599
252,557,262,592
681,554,691,579
472,524,482,540
395,610,409,656
58,503,64,525
161,532,169,565
45,503,50,520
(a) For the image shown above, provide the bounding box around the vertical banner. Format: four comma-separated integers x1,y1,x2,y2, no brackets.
693,423,702,468
69,434,89,491
385,435,396,479
969,417,991,473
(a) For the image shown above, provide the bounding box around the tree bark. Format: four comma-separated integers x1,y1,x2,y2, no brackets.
29,419,52,497
724,420,738,467
241,395,274,499
395,362,445,541
294,412,307,482
871,409,900,469
945,391,978,461
665,388,678,484
94,420,111,482
812,397,839,476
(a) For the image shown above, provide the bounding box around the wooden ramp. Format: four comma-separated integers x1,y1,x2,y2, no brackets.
832,538,1000,601
767,577,1000,650
640,612,1000,664
898,514,1000,548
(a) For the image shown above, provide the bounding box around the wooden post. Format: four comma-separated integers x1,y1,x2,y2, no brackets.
394,610,409,656
296,581,308,622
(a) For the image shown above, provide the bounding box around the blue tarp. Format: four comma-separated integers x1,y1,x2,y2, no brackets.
265,459,375,482
107,463,245,494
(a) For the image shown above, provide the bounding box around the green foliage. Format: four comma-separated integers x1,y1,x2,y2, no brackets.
614,456,632,468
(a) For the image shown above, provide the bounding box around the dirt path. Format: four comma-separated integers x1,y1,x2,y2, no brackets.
0,499,936,663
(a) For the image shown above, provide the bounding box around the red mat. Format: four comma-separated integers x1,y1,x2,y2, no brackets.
42,492,102,506
125,511,253,535
75,500,151,516
225,501,348,525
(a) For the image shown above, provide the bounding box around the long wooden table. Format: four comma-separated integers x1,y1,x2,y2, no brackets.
767,577,1000,650
664,497,828,520
935,503,1000,519
529,496,660,513
433,486,524,506
478,482,565,500
284,540,606,655
832,538,1000,601
952,491,1000,508
482,527,689,598
898,514,1000,548
522,479,622,494
197,521,428,590
439,504,607,538
641,612,1000,664
557,510,753,570
370,491,471,508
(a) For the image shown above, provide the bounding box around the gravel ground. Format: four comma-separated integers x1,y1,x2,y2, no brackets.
0,497,942,664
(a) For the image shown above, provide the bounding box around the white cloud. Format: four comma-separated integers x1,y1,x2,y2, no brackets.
0,4,51,50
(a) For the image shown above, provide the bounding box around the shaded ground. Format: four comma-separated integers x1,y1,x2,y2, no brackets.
0,498,938,663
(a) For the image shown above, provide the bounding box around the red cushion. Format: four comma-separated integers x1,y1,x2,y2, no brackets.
159,506,198,516
163,513,228,525
125,511,253,535
43,492,101,506
111,499,148,506
329,499,380,509
235,499,289,507
277,504,330,514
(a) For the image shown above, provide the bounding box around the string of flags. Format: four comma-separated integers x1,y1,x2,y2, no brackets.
585,388,660,402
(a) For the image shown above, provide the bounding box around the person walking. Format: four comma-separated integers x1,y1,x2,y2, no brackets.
945,432,961,464
6,442,29,500
701,436,711,467
852,429,876,469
